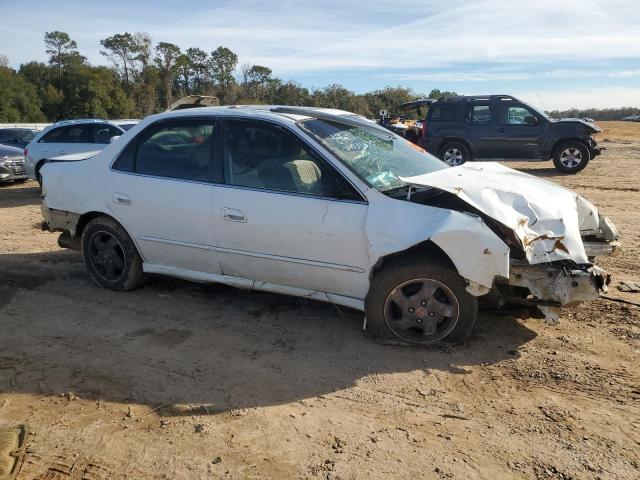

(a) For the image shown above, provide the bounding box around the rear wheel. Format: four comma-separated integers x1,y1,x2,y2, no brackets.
552,141,590,174
81,216,145,291
439,141,470,166
365,254,478,345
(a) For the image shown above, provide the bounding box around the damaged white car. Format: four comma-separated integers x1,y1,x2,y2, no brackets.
40,106,620,345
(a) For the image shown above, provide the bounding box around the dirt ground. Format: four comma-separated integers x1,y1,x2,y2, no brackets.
0,122,639,480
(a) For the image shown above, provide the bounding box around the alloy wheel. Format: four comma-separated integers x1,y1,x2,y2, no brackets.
383,278,460,344
88,231,126,282
443,148,464,166
559,147,583,168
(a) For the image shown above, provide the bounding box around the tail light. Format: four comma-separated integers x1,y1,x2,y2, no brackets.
24,148,28,157
421,119,427,138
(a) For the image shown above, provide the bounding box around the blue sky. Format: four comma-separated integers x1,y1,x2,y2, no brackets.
1,0,639,109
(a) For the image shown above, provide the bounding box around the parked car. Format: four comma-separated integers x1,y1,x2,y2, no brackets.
622,115,640,122
413,95,603,174
0,128,39,149
24,119,125,182
39,106,618,345
0,144,28,183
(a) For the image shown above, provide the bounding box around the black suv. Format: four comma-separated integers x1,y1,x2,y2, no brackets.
416,95,602,174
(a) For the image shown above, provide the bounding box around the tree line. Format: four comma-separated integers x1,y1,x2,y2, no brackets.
1,31,638,123
0,31,453,123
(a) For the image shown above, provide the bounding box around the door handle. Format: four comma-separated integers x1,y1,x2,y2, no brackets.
113,193,132,206
499,128,505,133
222,208,246,223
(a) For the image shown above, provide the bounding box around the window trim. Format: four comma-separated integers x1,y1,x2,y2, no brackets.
219,116,368,204
499,104,540,126
111,116,218,183
427,104,457,122
465,103,495,125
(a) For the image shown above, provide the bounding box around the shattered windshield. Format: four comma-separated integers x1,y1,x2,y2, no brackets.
299,118,448,192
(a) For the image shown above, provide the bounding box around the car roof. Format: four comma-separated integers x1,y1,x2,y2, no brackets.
52,118,113,125
434,94,522,103
145,104,375,124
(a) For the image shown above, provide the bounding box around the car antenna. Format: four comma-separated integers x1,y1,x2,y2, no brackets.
535,93,548,113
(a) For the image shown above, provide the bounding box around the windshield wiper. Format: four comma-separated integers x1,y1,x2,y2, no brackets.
382,184,431,198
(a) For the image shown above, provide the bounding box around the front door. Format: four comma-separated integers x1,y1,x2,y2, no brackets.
497,104,546,158
212,118,371,299
106,117,221,275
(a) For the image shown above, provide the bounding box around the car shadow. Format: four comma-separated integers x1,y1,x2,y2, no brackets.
0,183,41,209
0,250,537,416
514,167,563,178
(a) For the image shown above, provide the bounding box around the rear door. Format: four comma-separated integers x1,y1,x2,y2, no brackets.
464,102,499,158
106,117,221,275
40,124,95,158
496,104,546,158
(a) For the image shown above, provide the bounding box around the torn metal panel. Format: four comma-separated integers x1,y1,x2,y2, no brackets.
507,263,610,321
401,162,604,265
366,190,510,292
41,204,81,236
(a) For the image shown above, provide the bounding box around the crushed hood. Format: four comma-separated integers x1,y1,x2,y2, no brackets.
402,162,599,265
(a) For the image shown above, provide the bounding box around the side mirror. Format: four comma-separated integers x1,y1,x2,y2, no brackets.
524,115,538,125
109,135,121,143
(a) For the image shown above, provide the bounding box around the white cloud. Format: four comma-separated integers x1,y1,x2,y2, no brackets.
517,87,640,110
2,0,639,73
384,69,640,83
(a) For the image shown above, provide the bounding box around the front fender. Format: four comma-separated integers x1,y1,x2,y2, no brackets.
366,191,510,292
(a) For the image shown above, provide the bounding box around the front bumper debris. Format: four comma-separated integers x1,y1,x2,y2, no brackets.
506,262,611,321
581,215,621,257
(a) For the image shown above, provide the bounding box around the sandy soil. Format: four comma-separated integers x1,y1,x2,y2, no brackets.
0,122,639,479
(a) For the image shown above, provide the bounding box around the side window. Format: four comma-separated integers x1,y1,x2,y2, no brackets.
113,119,215,182
427,105,456,122
503,105,537,125
222,120,361,200
467,104,493,124
40,125,92,143
0,131,13,143
94,124,122,144
40,126,69,143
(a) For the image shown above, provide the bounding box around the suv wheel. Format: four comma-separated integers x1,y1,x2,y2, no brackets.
439,142,470,166
81,216,145,291
553,141,590,174
365,254,478,345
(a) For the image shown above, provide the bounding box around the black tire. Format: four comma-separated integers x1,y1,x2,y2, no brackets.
81,216,145,291
552,141,590,174
365,254,478,346
439,141,471,166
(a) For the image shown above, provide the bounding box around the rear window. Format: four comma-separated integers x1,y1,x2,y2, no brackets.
427,105,457,122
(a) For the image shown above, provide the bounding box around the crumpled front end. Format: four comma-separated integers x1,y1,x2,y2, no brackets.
401,162,620,320
501,261,611,322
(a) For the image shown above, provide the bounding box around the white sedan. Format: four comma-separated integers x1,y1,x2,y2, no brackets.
39,106,619,345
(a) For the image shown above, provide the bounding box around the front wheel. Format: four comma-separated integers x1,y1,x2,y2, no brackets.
365,254,478,345
439,142,470,166
553,141,590,174
81,216,145,291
